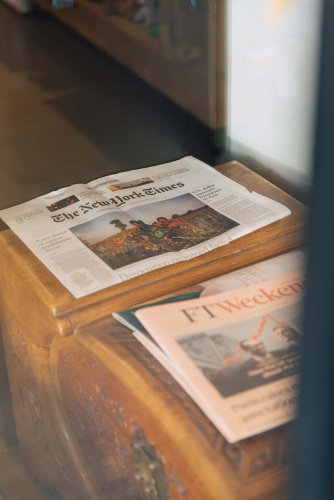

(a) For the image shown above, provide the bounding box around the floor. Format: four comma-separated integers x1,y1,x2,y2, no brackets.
0,2,214,497
0,1,213,216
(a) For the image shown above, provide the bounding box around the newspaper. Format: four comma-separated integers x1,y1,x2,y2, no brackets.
200,249,304,296
0,156,291,298
135,268,303,443
114,252,303,438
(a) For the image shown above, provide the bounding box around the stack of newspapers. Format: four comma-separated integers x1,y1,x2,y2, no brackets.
113,251,304,443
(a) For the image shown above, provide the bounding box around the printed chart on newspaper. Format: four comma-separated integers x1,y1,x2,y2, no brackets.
135,272,303,442
0,157,290,298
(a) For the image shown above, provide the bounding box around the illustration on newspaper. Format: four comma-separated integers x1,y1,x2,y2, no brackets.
134,269,303,442
0,157,291,298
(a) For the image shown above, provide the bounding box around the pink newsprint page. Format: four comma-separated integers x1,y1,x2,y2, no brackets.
136,272,303,443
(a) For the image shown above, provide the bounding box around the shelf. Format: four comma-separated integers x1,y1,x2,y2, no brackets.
33,0,221,128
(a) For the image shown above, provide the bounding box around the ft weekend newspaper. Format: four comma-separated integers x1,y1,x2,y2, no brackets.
0,157,290,298
135,271,303,443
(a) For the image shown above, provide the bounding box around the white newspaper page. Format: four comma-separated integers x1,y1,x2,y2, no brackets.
0,156,291,298
200,250,304,296
135,272,303,443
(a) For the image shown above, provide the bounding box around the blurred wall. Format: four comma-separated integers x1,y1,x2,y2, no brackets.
226,0,323,195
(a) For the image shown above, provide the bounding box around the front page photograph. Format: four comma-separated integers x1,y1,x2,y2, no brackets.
70,194,239,269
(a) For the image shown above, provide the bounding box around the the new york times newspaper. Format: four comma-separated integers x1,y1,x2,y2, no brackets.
0,157,290,298
135,271,303,443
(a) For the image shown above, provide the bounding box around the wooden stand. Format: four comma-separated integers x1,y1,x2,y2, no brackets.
0,163,305,499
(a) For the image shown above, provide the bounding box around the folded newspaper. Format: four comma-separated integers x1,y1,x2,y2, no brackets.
0,156,290,298
114,252,303,443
